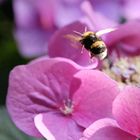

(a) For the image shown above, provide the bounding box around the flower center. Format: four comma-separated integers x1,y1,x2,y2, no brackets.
59,99,73,115
102,56,140,87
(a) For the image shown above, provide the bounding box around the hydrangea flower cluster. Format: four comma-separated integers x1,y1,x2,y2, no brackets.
7,0,140,140
13,0,83,57
81,86,140,140
7,57,119,140
13,0,140,58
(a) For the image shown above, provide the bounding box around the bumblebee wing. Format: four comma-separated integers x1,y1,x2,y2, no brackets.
64,34,82,49
64,34,81,42
96,28,117,37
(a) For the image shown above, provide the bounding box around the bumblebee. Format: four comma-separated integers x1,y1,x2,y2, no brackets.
79,31,107,60
67,28,116,60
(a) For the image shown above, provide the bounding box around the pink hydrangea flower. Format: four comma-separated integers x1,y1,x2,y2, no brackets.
7,57,119,140
122,0,140,21
13,0,117,58
78,1,140,57
90,0,140,23
106,20,140,57
81,86,140,140
13,0,83,58
48,1,140,67
13,0,140,58
48,1,117,67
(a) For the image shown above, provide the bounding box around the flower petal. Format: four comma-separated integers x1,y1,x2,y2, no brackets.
6,57,80,137
71,70,119,127
14,28,51,58
107,21,140,44
54,0,83,27
34,114,55,140
80,118,135,140
80,1,117,30
48,21,98,68
113,86,140,136
106,21,140,55
34,113,83,140
13,0,38,28
123,0,140,20
90,0,122,22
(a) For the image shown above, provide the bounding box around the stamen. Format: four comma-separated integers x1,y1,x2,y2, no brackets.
102,56,140,87
59,99,73,115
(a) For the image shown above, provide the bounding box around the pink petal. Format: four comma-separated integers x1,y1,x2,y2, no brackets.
33,0,56,29
123,0,140,20
14,28,52,58
113,86,140,136
54,0,83,27
106,21,140,55
81,1,117,30
13,0,38,28
81,118,135,140
107,21,140,45
6,57,80,137
34,114,55,140
30,56,98,70
90,0,122,22
48,21,98,68
35,113,83,140
71,70,119,127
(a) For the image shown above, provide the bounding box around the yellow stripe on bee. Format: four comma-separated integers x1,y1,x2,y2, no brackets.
91,41,106,48
82,31,95,37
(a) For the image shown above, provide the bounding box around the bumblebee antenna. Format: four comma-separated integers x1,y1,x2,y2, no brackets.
96,28,117,37
73,31,83,36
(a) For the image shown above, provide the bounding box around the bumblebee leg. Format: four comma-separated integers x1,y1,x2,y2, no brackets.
81,45,84,54
89,52,95,59
88,52,93,63
73,31,83,36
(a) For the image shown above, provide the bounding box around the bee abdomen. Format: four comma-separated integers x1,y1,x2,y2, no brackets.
91,41,105,48
90,41,106,55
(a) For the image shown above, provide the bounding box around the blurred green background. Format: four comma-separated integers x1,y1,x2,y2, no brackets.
0,1,43,139
0,0,28,106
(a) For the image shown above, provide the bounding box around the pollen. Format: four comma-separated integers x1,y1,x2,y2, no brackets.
102,56,140,87
59,99,74,115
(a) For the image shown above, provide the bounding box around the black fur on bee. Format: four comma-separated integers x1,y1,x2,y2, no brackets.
79,34,100,50
90,45,106,55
